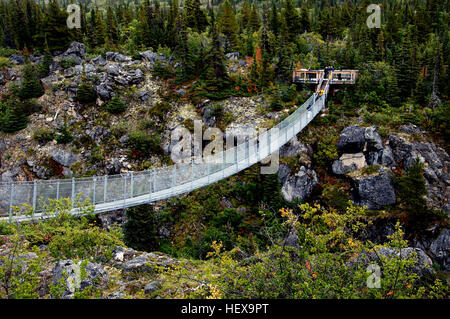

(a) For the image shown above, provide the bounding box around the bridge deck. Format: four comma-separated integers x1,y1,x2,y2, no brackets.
1,92,327,222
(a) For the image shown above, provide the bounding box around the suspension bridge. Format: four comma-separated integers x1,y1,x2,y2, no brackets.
0,68,357,223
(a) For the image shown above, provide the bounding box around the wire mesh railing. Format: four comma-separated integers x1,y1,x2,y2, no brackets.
0,92,326,222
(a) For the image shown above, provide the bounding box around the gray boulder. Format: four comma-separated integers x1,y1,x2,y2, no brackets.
279,165,318,202
332,153,367,175
388,127,449,211
429,229,450,271
114,53,129,62
277,164,291,185
122,253,179,273
59,42,86,65
364,126,383,151
359,247,434,278
114,76,128,86
139,50,158,63
1,168,22,182
105,158,123,175
51,260,107,298
279,136,312,165
337,126,366,154
9,54,25,65
351,167,396,210
138,91,150,101
50,149,80,167
202,105,217,127
144,280,161,294
96,83,113,100
91,55,107,66
284,233,299,249
106,64,120,76
29,54,43,63
380,146,395,167
225,52,240,60
97,209,126,229
126,69,144,84
238,60,248,67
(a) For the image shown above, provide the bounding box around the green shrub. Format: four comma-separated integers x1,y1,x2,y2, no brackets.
59,57,78,69
150,101,172,120
33,128,55,144
18,64,45,100
48,226,122,261
55,125,73,144
393,158,446,231
269,96,284,111
0,47,19,57
123,204,160,252
0,57,12,70
75,79,96,104
315,132,338,168
280,84,297,102
105,96,127,114
21,98,42,115
127,130,162,157
0,101,29,133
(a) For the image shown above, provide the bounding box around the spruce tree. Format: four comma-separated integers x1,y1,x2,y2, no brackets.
282,0,299,43
18,63,44,100
42,0,71,52
241,1,251,30
123,204,160,252
203,23,229,93
0,98,28,133
218,0,239,52
106,6,119,44
270,0,280,36
249,4,260,31
75,72,96,104
106,96,127,114
38,44,53,78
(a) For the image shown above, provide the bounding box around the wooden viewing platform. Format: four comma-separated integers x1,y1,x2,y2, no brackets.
293,68,359,85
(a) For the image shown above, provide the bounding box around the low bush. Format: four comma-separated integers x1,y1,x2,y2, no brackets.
33,128,55,144
105,96,127,114
127,130,162,157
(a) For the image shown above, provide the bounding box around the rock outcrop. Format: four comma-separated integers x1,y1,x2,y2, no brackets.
279,164,318,202
388,124,449,212
350,166,396,210
277,136,317,203
52,260,107,298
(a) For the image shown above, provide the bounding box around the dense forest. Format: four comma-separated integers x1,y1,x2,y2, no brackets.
0,0,448,300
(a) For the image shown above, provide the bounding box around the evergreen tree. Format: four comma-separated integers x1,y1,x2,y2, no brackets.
0,98,28,133
42,0,71,52
18,63,44,100
106,96,127,114
241,1,251,30
75,72,96,104
281,0,299,43
249,4,260,31
38,43,53,78
299,6,310,33
203,23,229,93
123,204,160,252
185,0,208,32
269,0,280,36
218,0,239,52
106,6,119,44
394,26,418,98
